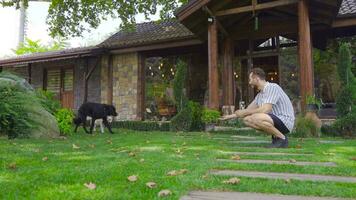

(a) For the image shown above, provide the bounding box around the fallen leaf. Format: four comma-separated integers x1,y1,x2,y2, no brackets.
296,144,302,149
72,144,80,149
146,140,150,144
284,178,291,183
167,169,188,176
351,157,356,161
42,157,48,161
182,142,186,146
84,182,96,190
289,159,297,163
158,189,172,197
139,159,145,163
231,155,241,160
128,152,136,157
222,177,240,185
8,162,17,170
202,175,208,179
34,148,41,153
194,153,200,157
146,182,157,188
107,139,113,145
128,175,138,182
59,136,67,140
89,144,96,148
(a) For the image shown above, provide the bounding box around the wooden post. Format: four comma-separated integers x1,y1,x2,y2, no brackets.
107,55,113,105
83,59,89,103
136,54,146,120
298,0,313,112
28,63,32,84
208,18,219,110
247,39,254,102
222,38,234,105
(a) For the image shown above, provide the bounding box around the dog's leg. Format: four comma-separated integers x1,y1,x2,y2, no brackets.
103,117,114,134
83,116,90,134
89,118,95,134
100,120,104,134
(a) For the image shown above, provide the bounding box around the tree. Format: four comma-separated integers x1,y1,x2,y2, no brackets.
12,38,68,55
1,0,188,38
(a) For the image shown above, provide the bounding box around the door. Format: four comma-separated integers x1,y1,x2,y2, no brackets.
46,68,74,109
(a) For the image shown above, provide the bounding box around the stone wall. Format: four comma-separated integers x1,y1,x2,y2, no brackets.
112,53,139,120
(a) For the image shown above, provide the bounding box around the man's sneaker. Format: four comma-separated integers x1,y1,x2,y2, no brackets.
267,136,288,148
271,136,277,144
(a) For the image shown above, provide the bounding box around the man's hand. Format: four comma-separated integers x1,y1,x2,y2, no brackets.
219,114,237,121
235,110,247,118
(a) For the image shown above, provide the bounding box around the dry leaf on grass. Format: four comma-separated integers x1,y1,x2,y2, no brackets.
42,157,48,161
158,189,172,197
128,152,136,157
84,182,96,190
295,144,302,149
182,142,186,146
139,159,145,163
222,177,240,185
89,144,96,148
167,169,188,176
107,139,113,145
128,175,138,182
8,162,17,170
72,144,80,149
146,140,150,144
289,159,297,163
285,178,291,183
231,155,241,160
146,182,157,188
351,157,356,161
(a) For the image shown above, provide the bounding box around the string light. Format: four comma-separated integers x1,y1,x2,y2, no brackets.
151,72,154,76
291,73,295,77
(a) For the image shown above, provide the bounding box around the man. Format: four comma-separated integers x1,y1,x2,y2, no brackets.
221,68,295,148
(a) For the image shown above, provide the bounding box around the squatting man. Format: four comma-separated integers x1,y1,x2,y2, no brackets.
220,68,295,148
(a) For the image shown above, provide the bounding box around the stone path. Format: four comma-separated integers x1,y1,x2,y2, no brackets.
217,159,337,167
213,126,253,131
221,151,313,156
210,170,356,183
319,141,344,144
229,140,270,144
231,135,258,139
180,191,350,200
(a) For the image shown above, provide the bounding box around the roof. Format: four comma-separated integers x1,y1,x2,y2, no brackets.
0,46,102,66
100,20,196,48
338,0,356,17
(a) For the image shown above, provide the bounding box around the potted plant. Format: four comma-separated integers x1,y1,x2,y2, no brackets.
201,108,221,131
306,94,321,112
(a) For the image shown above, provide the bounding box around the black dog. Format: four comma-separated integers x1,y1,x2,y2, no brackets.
73,102,118,134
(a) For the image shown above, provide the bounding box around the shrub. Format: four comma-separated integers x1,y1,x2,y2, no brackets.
333,110,356,137
306,94,321,108
0,84,36,139
201,109,221,124
321,124,339,137
189,101,204,131
36,89,61,115
55,108,74,135
293,115,320,138
170,106,193,132
336,86,353,117
173,59,188,112
112,121,170,131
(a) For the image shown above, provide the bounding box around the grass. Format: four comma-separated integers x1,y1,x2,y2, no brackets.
0,129,355,199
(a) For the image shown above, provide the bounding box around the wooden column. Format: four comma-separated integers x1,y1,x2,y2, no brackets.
107,55,113,105
222,38,234,105
208,18,219,110
28,63,32,84
298,0,313,112
247,39,254,102
136,54,146,120
83,59,89,103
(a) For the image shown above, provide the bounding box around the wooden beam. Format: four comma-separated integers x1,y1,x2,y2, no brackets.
247,39,254,102
28,63,31,84
222,38,234,105
216,0,298,17
208,19,219,110
85,56,100,80
298,0,314,112
203,6,229,37
108,55,113,105
177,0,211,21
83,59,89,103
136,54,146,120
332,18,356,28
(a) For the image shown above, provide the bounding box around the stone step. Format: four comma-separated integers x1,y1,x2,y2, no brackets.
180,191,349,200
221,151,313,156
319,141,344,144
229,140,270,144
217,159,337,167
211,170,356,183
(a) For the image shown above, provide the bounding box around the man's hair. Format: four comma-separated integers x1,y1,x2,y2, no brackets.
250,68,266,80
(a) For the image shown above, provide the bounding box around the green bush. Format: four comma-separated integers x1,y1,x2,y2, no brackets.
173,59,188,112
219,118,245,128
321,124,339,137
306,94,321,108
55,108,74,135
170,106,193,132
189,101,204,131
0,84,36,139
201,109,221,124
336,86,353,117
36,89,61,115
112,121,170,131
293,115,320,138
333,109,356,137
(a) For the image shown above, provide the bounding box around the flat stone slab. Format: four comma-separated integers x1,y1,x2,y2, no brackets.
221,151,313,156
231,135,258,139
229,140,270,144
214,126,253,131
180,191,349,200
217,159,337,167
211,170,356,183
319,141,344,144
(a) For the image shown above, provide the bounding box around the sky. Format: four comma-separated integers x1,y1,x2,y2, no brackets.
0,2,160,58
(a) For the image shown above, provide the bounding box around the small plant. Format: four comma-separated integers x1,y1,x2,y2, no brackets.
189,101,204,131
333,109,356,137
170,106,193,132
306,94,321,109
293,115,320,138
201,109,221,124
55,108,74,135
36,89,61,115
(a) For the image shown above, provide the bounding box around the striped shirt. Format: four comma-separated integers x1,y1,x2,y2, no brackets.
253,82,295,132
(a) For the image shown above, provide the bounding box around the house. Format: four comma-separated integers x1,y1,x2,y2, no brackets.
0,0,355,121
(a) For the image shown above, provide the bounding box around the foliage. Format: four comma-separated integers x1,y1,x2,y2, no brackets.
36,89,61,115
55,108,74,135
333,109,356,137
112,121,170,131
337,43,355,86
201,109,221,124
306,94,321,108
293,115,320,138
0,84,36,139
336,86,353,117
13,38,68,55
170,106,193,132
218,118,245,128
173,59,188,112
188,101,204,131
320,124,339,137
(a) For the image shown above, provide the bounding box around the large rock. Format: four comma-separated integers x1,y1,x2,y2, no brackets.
0,73,60,138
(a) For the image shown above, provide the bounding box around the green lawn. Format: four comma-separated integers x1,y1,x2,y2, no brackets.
0,129,355,199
